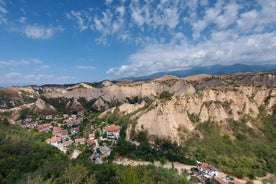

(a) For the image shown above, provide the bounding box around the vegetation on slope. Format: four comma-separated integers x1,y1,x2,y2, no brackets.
0,123,68,184
185,111,276,179
0,121,188,184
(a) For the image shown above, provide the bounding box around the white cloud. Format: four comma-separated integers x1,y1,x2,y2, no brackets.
24,25,63,39
75,65,95,70
66,0,185,44
237,10,258,32
34,65,50,71
0,0,7,24
107,32,276,77
1,72,73,86
0,58,50,72
66,11,88,31
215,2,239,29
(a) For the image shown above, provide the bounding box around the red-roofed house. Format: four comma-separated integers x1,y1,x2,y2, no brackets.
38,123,52,132
197,162,218,178
46,136,61,147
62,140,74,147
103,125,120,139
75,138,86,145
87,139,96,147
52,127,68,137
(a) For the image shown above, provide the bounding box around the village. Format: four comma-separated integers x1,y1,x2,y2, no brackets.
13,112,245,184
12,111,121,164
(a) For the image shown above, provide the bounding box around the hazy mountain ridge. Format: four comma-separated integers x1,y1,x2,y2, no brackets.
120,64,276,81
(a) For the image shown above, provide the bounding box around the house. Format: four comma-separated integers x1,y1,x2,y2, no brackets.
75,138,86,145
46,136,61,147
38,123,52,132
64,119,74,127
77,111,84,117
52,127,68,137
103,125,120,139
71,114,77,119
87,139,96,147
89,133,95,140
45,114,53,120
73,118,82,125
197,162,219,178
62,140,74,147
70,127,79,135
63,114,69,118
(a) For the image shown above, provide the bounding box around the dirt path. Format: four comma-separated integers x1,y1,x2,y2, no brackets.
70,149,82,159
113,157,194,174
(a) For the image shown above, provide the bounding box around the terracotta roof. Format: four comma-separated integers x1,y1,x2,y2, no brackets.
199,162,217,172
46,136,61,143
75,138,86,143
63,140,74,146
53,127,62,132
105,125,120,132
87,139,96,146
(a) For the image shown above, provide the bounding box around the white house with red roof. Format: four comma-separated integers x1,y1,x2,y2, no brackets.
197,162,219,178
46,136,61,147
52,127,68,137
103,125,120,139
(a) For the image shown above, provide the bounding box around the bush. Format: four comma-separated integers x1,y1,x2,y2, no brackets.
159,91,173,100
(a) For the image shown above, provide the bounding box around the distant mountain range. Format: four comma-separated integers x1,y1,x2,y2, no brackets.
120,64,276,81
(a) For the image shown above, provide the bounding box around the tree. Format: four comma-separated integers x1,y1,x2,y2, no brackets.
63,164,88,184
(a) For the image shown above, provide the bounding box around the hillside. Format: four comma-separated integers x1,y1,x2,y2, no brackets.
0,71,276,181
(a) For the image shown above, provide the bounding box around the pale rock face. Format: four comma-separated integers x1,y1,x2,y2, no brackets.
136,99,195,143
119,102,145,114
34,98,55,111
134,86,275,143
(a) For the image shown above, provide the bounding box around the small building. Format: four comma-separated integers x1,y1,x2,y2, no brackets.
103,125,120,139
64,119,74,127
87,139,96,147
70,127,79,135
89,133,95,140
62,140,74,147
75,138,86,145
63,114,69,118
46,136,61,147
197,162,218,178
45,114,53,120
52,127,68,137
71,114,77,119
73,118,82,125
38,123,52,132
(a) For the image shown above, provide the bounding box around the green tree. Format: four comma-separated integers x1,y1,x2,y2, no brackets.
63,164,88,184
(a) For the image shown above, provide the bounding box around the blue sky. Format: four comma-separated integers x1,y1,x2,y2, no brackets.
0,0,275,86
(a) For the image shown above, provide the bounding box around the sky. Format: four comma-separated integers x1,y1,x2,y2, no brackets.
0,0,275,86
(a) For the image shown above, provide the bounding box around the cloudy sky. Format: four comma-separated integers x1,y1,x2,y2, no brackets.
0,0,275,86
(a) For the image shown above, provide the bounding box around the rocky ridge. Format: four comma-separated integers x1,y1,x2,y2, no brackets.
0,71,276,143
